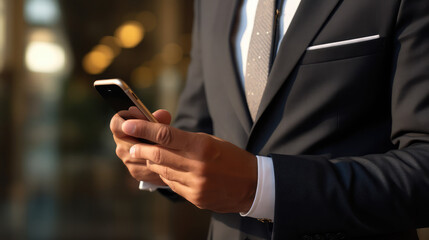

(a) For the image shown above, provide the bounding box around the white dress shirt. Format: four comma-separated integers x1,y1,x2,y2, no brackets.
140,0,302,221
235,0,301,220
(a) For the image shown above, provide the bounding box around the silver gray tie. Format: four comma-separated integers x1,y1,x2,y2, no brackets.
245,0,276,121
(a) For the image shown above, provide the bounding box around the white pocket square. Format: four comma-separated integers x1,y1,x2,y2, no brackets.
307,34,380,51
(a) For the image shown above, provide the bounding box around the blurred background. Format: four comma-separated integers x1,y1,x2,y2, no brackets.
0,0,210,239
1,0,428,239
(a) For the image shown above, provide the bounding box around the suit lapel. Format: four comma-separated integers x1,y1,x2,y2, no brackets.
217,0,253,135
252,0,341,125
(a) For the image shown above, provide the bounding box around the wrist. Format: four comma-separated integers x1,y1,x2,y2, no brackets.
238,154,258,212
240,155,275,220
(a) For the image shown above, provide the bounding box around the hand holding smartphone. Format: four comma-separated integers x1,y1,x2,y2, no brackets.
94,79,158,144
94,79,158,122
95,79,170,189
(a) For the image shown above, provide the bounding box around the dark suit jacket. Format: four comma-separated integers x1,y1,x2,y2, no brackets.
173,0,429,239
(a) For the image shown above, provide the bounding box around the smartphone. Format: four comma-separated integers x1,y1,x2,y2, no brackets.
95,79,159,188
94,79,158,123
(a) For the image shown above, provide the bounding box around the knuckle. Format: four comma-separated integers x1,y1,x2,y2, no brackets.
195,162,208,175
145,160,154,170
163,167,170,180
115,146,128,159
156,125,172,145
151,147,163,164
128,167,141,180
128,165,152,181
198,134,210,148
123,158,132,165
194,176,207,191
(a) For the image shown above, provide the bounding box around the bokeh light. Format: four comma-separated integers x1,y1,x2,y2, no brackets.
25,41,66,73
25,0,60,25
0,0,5,72
100,36,122,57
93,44,115,60
3,1,213,239
114,21,145,48
82,44,114,75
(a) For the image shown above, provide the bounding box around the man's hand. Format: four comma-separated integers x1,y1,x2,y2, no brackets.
121,110,257,213
110,110,172,186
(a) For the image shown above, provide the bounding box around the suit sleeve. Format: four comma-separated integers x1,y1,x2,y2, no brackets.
272,1,429,239
173,0,213,135
159,0,212,201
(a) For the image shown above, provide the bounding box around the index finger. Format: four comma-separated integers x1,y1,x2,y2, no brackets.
122,120,193,150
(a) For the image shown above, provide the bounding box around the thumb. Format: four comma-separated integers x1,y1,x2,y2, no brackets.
153,109,172,125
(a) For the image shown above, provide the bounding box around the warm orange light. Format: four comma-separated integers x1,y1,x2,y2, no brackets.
0,4,6,72
161,43,183,65
100,36,122,56
93,44,114,60
82,45,114,75
115,21,145,48
131,66,155,89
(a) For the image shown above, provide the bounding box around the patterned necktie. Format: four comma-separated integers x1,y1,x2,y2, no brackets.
245,0,277,121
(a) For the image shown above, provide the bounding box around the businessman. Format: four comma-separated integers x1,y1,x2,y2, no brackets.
110,0,429,239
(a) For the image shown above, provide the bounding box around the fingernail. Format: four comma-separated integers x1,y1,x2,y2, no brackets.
123,122,136,134
130,145,136,157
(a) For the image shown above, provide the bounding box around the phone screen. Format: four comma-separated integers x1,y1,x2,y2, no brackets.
95,82,157,144
94,84,147,120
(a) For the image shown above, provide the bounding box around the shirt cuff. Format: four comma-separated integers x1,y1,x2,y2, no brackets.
240,155,275,220
139,181,170,192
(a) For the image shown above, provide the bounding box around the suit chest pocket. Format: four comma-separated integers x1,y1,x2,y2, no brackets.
301,36,385,65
